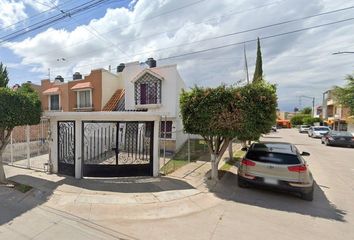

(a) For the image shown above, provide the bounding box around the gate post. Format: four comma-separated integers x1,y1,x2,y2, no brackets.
75,120,82,179
153,119,160,177
51,120,58,173
26,125,30,168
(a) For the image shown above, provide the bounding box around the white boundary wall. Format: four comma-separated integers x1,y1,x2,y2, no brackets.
46,112,162,179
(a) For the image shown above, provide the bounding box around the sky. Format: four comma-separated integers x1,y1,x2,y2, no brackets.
0,0,354,111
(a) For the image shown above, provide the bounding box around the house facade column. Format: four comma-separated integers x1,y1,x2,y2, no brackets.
50,119,58,173
75,120,82,179
153,119,160,177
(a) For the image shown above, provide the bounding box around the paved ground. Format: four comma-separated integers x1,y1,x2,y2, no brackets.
1,131,354,239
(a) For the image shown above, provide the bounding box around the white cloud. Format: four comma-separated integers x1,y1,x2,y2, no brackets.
5,0,354,111
24,0,59,12
0,0,27,28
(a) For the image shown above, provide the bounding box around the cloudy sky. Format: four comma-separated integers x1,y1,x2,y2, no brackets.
1,0,354,111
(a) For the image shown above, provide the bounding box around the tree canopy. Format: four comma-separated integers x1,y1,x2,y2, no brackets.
0,63,9,87
0,63,42,183
300,107,312,115
333,73,354,115
180,82,277,180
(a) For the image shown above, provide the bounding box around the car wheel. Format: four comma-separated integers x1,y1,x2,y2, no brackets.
321,140,324,144
325,141,330,146
238,177,248,188
301,187,314,201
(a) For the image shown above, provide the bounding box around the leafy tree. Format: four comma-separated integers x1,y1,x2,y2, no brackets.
252,38,263,83
0,63,9,87
180,83,277,181
303,117,321,125
290,114,311,126
0,65,42,183
300,107,312,115
333,73,354,115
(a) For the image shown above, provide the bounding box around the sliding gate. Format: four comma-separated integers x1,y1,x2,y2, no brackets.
82,121,154,177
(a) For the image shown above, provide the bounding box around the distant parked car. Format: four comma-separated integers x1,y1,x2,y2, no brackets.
238,142,314,201
271,126,277,132
321,131,354,147
299,125,310,133
308,126,330,138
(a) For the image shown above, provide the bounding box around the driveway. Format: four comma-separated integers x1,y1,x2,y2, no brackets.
1,129,354,239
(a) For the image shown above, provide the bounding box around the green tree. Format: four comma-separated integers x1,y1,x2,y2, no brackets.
333,73,354,115
300,107,312,115
180,83,277,181
252,37,263,83
290,114,311,126
0,63,9,87
0,64,42,183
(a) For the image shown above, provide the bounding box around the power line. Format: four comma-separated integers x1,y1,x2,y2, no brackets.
0,0,114,44
23,3,354,67
0,0,77,31
47,15,354,71
21,1,285,61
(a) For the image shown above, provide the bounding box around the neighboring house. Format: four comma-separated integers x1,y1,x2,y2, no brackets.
103,58,188,152
40,69,122,112
322,89,353,132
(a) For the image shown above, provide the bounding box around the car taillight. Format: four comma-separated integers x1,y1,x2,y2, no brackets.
241,159,256,166
288,165,307,172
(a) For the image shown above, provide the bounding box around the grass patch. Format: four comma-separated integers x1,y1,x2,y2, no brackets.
220,150,244,171
160,159,189,175
13,182,33,193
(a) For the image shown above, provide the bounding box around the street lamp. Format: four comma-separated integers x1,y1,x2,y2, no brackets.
300,95,315,117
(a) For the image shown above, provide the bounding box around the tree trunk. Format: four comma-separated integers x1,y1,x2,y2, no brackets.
228,141,233,160
0,154,6,183
210,153,219,181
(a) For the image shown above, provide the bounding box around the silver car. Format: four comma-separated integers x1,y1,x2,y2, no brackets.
299,125,310,133
308,126,330,138
238,142,314,201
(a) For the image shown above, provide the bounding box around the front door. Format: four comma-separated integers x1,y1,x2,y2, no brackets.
58,121,75,176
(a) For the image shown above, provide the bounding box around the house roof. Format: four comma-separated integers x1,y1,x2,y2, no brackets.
131,68,164,83
43,87,60,95
71,82,93,90
102,89,125,111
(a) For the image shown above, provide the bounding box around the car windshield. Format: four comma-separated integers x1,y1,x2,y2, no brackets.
246,151,301,165
314,127,329,131
330,131,353,137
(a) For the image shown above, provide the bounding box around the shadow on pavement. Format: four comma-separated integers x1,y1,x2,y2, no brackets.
206,171,346,222
0,173,195,225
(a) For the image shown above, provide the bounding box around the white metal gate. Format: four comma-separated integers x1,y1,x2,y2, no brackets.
2,118,50,171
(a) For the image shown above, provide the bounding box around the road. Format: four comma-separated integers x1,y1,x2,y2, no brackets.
1,128,354,239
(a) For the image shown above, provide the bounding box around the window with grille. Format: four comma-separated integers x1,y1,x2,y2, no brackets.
77,90,92,108
135,73,161,105
50,94,59,110
160,121,172,139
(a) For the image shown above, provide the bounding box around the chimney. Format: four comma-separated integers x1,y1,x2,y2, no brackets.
73,72,82,80
117,63,125,73
146,57,156,68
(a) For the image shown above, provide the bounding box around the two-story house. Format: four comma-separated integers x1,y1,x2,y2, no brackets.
322,89,353,132
102,58,188,153
41,69,122,112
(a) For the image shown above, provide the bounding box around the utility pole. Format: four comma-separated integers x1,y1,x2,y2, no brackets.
300,95,316,116
244,43,250,84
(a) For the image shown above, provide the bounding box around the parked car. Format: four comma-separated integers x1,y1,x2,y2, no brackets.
238,142,314,201
271,126,277,132
299,125,310,133
308,126,330,138
321,131,354,147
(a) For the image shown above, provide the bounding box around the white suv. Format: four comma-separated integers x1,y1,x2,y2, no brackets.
308,126,330,138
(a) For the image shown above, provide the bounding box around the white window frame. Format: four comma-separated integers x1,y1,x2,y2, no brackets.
76,89,92,109
48,94,61,111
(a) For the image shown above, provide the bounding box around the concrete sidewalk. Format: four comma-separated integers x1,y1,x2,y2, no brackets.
3,162,220,221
